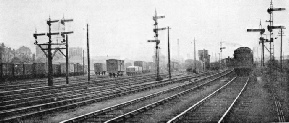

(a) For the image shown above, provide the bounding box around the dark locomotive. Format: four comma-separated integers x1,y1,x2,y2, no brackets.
233,47,254,76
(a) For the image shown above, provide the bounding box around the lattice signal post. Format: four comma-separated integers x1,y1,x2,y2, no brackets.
33,17,73,86
266,0,285,76
148,10,166,81
266,0,285,61
247,28,266,66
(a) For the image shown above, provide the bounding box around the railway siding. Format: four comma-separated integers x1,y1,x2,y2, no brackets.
0,73,191,122
63,70,232,123
167,77,249,123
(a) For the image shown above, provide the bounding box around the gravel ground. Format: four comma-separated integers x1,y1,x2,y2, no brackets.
227,74,279,122
22,78,191,123
270,72,289,121
122,77,231,123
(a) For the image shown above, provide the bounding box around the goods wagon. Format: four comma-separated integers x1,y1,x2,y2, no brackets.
209,62,220,70
184,59,203,73
233,47,254,76
0,64,1,80
126,66,142,76
33,63,46,78
73,63,78,75
0,62,86,82
24,64,33,77
14,64,24,78
60,63,75,75
94,63,106,75
106,59,124,77
78,64,84,74
134,61,149,73
74,63,84,75
52,64,61,76
224,57,234,69
1,63,14,79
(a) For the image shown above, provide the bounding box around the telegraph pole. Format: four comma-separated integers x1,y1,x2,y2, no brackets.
34,17,73,86
167,26,171,79
87,24,90,81
260,37,265,67
65,35,69,84
148,9,166,81
47,17,53,86
280,28,283,72
278,28,285,72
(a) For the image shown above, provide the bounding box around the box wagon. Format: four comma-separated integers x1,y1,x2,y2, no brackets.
33,63,46,78
94,63,106,75
24,63,33,78
126,66,142,76
52,64,61,76
60,63,74,75
73,63,84,75
134,61,149,73
1,63,14,80
106,59,124,77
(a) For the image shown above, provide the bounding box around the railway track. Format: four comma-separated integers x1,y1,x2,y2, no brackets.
167,77,249,123
0,73,173,107
59,70,232,123
0,72,200,122
0,71,167,88
0,72,159,91
0,73,165,96
0,75,160,109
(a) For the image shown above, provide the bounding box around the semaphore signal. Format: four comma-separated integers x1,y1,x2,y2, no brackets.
33,17,73,86
147,9,166,81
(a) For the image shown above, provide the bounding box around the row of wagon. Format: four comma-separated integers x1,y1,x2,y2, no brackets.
94,59,156,77
0,63,86,81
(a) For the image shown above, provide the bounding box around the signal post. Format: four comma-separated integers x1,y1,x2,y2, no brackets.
219,42,226,70
34,17,73,86
247,28,266,66
148,10,166,81
167,26,171,79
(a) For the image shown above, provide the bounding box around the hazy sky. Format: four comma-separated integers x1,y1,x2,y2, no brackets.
0,0,288,62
